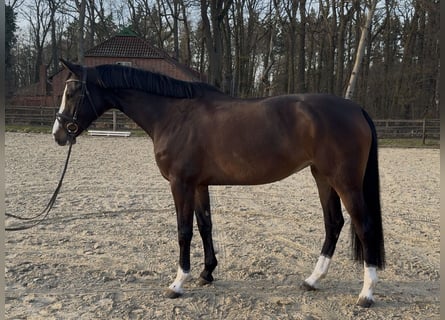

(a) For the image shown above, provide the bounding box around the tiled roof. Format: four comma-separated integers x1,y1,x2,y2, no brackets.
85,35,166,58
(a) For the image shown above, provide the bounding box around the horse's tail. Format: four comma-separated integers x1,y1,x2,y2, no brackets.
351,109,385,269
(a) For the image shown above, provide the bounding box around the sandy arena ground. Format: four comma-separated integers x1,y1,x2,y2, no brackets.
5,132,440,319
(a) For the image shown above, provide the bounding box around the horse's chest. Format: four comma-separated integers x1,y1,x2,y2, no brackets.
154,143,202,180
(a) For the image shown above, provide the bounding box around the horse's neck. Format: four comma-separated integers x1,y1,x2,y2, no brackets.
115,91,171,138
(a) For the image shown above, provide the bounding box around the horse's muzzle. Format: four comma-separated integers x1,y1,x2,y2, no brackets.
54,132,76,146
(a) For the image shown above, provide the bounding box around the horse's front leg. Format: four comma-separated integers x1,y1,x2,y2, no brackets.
194,186,218,285
165,179,195,298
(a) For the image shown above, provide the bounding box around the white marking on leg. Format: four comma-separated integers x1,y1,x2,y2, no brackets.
52,85,68,136
168,267,191,294
358,264,378,302
305,256,331,288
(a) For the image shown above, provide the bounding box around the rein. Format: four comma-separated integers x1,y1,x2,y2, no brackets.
5,67,95,231
5,142,73,231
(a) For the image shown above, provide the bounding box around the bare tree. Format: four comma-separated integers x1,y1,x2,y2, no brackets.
319,0,337,93
274,0,299,93
297,0,307,92
232,0,264,96
22,0,52,82
86,0,95,48
163,0,181,60
179,0,192,66
259,2,276,96
345,0,377,100
48,0,63,74
200,0,233,89
334,0,355,96
75,0,87,63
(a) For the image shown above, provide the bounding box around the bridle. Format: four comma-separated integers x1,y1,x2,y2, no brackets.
56,67,100,140
5,67,99,231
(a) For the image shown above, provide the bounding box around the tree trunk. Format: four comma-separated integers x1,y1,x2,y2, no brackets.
180,0,192,66
49,0,59,75
170,0,180,60
223,13,233,94
345,0,377,100
87,0,95,49
335,0,354,96
77,0,86,64
260,3,275,96
200,0,233,89
200,0,216,84
297,0,306,93
318,0,336,93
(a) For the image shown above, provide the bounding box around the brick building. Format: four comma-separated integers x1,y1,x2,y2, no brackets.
9,32,204,109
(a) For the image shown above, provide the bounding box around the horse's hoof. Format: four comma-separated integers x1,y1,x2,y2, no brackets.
300,281,317,291
198,276,213,286
356,296,374,308
198,271,214,286
165,289,182,299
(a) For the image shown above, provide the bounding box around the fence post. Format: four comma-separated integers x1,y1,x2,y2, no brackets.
40,105,44,126
422,118,426,144
113,110,117,131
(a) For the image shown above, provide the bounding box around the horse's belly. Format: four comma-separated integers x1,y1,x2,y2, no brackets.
207,153,311,185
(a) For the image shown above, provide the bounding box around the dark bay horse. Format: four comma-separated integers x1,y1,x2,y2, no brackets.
52,60,385,308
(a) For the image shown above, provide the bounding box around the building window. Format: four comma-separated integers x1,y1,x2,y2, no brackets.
116,61,132,67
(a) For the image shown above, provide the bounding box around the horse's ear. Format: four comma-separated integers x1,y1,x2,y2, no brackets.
60,59,82,76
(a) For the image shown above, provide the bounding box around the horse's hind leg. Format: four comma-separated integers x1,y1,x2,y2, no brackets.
194,186,218,285
339,190,379,307
302,166,344,290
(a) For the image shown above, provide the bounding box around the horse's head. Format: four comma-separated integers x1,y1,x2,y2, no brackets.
52,59,104,146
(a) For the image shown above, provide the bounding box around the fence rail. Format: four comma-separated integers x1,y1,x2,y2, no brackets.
373,119,440,140
5,105,137,130
5,105,440,140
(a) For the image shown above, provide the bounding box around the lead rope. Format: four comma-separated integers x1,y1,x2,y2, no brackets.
5,141,73,231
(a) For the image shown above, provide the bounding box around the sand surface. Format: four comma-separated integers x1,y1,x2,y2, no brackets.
5,133,440,319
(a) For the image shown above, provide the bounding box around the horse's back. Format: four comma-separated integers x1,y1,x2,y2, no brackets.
260,93,371,150
195,93,371,185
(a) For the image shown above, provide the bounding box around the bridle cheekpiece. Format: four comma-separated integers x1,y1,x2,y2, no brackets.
56,67,99,139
